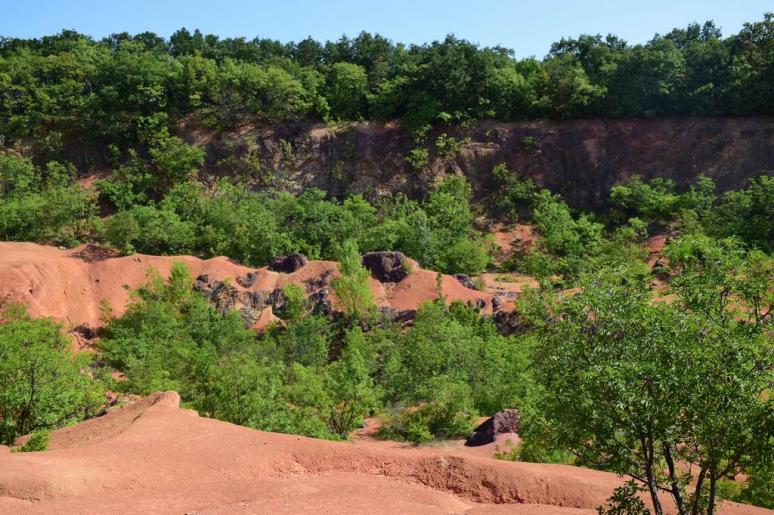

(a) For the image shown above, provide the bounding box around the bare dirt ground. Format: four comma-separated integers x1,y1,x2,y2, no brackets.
0,242,497,336
0,392,767,514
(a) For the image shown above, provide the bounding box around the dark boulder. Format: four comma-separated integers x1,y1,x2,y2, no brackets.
209,281,240,314
267,288,286,311
268,253,308,273
309,287,332,316
236,271,258,288
361,251,408,283
71,323,99,340
465,409,520,447
245,290,266,310
376,306,417,327
377,306,400,320
194,274,210,291
454,274,476,290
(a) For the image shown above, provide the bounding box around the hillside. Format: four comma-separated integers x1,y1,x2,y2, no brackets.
1,16,772,515
185,116,774,208
1,391,768,514
0,241,529,333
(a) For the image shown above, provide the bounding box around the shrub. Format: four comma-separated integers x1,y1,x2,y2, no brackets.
435,133,469,159
0,305,104,445
406,147,429,171
332,240,375,319
379,380,477,444
13,430,49,452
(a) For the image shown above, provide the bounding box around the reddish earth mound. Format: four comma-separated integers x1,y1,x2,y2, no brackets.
0,243,498,332
0,392,766,514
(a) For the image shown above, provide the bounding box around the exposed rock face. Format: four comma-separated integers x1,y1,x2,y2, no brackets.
303,268,335,292
188,117,774,210
194,275,266,324
466,409,520,447
268,253,308,273
378,306,418,327
361,251,408,283
454,274,476,290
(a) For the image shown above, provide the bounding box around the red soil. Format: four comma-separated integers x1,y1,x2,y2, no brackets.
0,243,498,333
1,392,766,514
492,224,536,265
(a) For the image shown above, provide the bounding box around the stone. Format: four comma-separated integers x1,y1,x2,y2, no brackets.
268,253,308,273
465,409,520,447
236,271,258,288
361,251,408,283
454,274,476,290
494,310,526,336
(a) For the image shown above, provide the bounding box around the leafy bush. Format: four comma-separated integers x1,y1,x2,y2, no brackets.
609,175,681,224
596,481,650,515
331,240,376,319
490,163,536,221
0,155,95,244
435,133,469,159
379,379,477,443
13,430,49,453
406,147,429,171
0,305,104,445
100,263,255,396
708,175,774,251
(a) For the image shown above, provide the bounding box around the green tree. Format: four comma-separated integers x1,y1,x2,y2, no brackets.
0,305,104,444
323,328,377,438
325,62,368,119
331,239,375,319
528,244,772,515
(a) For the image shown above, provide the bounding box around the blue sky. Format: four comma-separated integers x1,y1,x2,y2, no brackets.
0,0,770,58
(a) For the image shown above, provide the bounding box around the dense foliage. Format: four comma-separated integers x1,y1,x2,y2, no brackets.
96,261,531,442
1,14,772,152
492,164,774,283
0,304,105,445
525,238,773,514
0,153,489,274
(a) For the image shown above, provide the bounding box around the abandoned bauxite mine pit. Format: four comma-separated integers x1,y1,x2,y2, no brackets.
1,3,772,514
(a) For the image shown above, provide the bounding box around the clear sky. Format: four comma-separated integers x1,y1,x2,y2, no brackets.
0,0,770,58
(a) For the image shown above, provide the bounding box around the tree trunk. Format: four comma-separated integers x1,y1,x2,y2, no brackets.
642,436,664,515
663,442,687,515
691,467,707,515
707,474,717,515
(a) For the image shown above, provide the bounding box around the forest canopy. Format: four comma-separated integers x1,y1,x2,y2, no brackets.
1,14,772,149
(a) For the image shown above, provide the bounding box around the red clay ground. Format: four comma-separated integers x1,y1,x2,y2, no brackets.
0,242,498,337
0,392,767,514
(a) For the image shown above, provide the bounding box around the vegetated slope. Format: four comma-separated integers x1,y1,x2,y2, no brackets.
0,391,767,515
0,242,506,331
185,116,774,208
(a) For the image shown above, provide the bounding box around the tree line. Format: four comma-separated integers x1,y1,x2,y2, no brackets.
1,14,772,152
